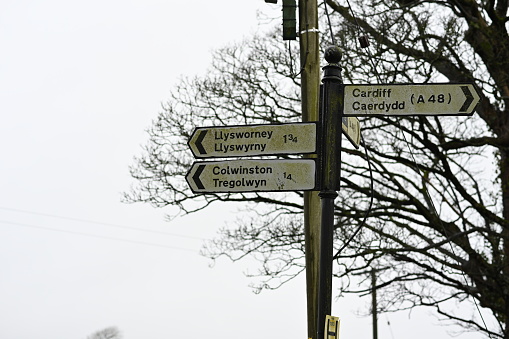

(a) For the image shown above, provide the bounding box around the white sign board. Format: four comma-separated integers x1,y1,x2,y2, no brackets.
188,123,317,158
186,159,316,193
341,117,360,148
344,83,480,116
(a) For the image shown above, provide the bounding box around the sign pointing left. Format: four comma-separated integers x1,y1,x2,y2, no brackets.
186,159,317,193
188,122,317,158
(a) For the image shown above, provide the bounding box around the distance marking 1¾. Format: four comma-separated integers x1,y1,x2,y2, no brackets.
188,122,317,158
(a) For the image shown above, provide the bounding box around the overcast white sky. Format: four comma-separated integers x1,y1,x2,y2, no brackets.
0,1,484,338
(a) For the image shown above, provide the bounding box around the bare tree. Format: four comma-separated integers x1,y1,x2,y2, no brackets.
126,0,509,337
86,326,122,339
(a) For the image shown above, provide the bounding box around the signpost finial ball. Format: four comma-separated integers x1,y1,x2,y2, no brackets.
324,46,342,64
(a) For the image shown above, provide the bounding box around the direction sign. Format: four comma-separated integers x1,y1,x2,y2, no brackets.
188,122,317,158
341,117,360,148
186,159,316,193
343,83,480,116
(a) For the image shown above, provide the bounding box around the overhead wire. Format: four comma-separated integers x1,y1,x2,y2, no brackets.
0,206,204,240
0,219,198,252
333,135,374,259
399,126,498,335
386,314,396,339
323,0,336,46
0,206,205,252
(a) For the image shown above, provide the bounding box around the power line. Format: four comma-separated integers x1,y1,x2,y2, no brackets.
323,0,336,45
0,219,198,253
397,124,496,336
333,135,374,259
0,206,204,241
385,314,396,339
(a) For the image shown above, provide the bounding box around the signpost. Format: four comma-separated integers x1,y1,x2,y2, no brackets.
341,117,360,148
186,159,317,193
188,122,317,158
343,83,480,116
184,45,482,339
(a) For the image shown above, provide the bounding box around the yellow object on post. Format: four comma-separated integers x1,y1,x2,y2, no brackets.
324,315,340,339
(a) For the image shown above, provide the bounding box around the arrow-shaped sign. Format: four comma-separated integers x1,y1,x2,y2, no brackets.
194,130,207,155
186,159,317,193
341,116,361,148
188,122,317,158
191,164,206,189
460,85,475,112
343,83,481,116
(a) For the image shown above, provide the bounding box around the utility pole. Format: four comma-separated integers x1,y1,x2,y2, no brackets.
354,268,380,339
371,269,378,339
298,0,321,338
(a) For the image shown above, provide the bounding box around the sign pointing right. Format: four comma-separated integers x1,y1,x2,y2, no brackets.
343,83,481,116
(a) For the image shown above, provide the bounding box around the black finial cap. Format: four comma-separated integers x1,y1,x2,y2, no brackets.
324,46,342,64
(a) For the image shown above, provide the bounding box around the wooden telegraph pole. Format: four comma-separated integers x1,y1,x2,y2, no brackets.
371,269,379,339
298,0,321,338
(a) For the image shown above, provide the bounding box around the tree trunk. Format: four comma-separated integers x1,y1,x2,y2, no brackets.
501,148,509,339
